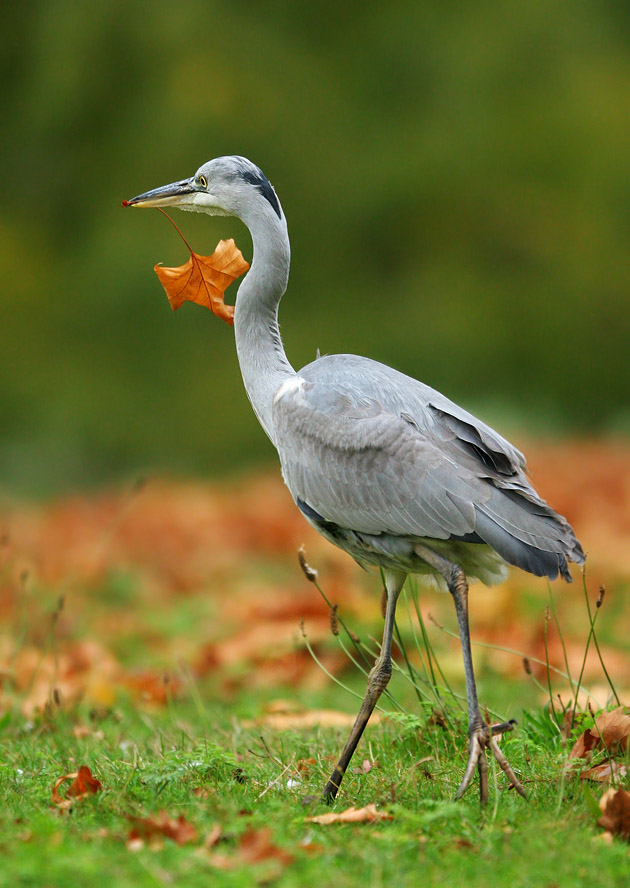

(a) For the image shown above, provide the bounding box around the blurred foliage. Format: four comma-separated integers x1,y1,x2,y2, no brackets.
1,0,629,495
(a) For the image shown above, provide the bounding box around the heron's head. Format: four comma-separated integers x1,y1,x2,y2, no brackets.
123,156,282,224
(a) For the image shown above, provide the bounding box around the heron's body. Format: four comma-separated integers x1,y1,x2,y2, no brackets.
274,352,580,586
126,155,585,803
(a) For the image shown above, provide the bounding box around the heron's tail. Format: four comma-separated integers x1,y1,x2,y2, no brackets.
473,485,585,582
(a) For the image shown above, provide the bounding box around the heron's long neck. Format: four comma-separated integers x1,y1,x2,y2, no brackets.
234,210,294,442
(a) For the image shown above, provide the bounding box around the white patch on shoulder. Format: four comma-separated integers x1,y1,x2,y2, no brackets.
273,376,305,405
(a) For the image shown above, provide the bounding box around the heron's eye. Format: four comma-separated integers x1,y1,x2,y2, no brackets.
198,175,208,189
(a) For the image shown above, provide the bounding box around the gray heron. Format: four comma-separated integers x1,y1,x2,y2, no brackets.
125,156,585,803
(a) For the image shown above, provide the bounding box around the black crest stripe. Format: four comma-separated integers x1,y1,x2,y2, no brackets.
241,168,282,219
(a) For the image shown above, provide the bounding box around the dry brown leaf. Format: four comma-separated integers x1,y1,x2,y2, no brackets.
202,824,223,849
358,759,376,774
202,828,293,872
52,765,102,809
595,830,615,845
238,828,294,865
152,212,249,323
598,787,630,840
127,811,198,846
580,761,629,782
306,804,392,825
570,728,600,760
569,707,630,759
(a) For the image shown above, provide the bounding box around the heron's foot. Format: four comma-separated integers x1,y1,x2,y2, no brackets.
454,719,527,804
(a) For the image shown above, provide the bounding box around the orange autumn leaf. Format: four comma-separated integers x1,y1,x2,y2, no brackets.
306,804,392,825
52,765,102,809
127,811,198,846
153,209,249,324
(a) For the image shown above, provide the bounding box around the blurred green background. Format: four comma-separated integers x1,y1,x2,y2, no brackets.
2,0,629,496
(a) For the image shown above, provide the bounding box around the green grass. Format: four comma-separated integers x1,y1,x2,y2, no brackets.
0,672,628,888
1,567,628,887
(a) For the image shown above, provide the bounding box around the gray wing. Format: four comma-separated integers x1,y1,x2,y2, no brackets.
272,354,584,580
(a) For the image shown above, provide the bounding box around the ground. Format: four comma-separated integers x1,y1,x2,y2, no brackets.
0,439,629,886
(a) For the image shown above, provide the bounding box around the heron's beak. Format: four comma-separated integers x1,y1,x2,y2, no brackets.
122,177,196,208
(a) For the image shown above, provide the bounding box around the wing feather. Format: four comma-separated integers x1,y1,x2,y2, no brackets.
271,355,584,581
273,379,483,540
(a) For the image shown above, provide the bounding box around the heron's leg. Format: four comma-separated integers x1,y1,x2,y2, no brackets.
322,569,406,802
414,544,527,803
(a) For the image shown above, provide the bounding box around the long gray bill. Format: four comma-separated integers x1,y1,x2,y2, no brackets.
122,177,195,208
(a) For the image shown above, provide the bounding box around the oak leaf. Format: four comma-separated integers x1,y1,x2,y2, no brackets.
152,210,249,324
306,803,392,825
52,765,102,809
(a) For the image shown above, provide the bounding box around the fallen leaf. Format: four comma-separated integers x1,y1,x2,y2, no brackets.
202,824,223,849
244,709,381,731
298,835,324,855
52,765,102,809
306,804,392,825
202,828,293,872
353,758,377,775
238,827,293,865
569,707,630,759
152,212,249,324
127,811,198,846
595,830,615,844
598,787,630,840
122,670,182,705
580,761,628,782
